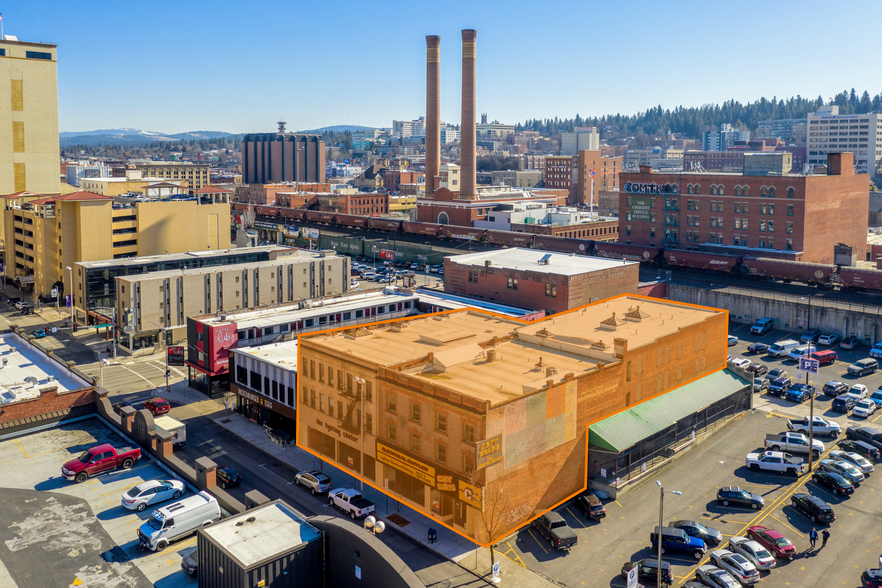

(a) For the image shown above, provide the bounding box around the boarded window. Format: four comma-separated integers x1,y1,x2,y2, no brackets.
657,348,662,366
676,365,682,382
664,345,670,364
636,355,643,375
663,371,669,389
701,356,707,370
677,341,683,359
12,122,24,153
10,80,23,111
701,333,707,350
14,163,25,193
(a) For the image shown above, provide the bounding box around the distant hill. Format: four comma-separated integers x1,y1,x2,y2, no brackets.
59,128,239,147
300,124,379,133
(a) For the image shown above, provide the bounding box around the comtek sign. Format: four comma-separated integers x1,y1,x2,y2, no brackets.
630,196,652,222
377,441,436,487
623,182,678,194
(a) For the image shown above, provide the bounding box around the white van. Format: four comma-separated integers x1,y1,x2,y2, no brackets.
768,339,800,358
153,415,187,447
138,491,220,551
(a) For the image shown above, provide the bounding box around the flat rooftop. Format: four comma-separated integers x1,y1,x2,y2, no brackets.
200,502,320,568
446,248,637,276
76,245,290,269
232,340,298,371
0,334,90,405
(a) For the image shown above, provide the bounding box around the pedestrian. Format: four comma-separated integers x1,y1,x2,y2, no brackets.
821,528,830,547
809,528,818,549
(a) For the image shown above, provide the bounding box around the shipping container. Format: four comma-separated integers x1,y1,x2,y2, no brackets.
742,257,834,284
440,226,486,242
334,214,368,228
402,221,444,237
484,230,535,248
594,242,662,262
838,267,882,291
664,250,741,272
364,217,403,232
533,235,589,254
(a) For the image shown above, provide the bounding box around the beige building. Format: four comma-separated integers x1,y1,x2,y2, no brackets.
2,190,231,298
115,249,350,351
131,162,211,190
0,37,60,195
79,170,187,196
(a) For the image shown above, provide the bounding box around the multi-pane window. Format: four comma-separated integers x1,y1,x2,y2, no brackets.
436,413,447,433
436,444,447,464
387,422,397,442
786,221,793,234
734,219,741,230
386,394,397,414
768,221,774,232
759,220,767,232
463,422,475,443
411,402,421,423
463,453,475,475
410,433,421,454
787,204,794,216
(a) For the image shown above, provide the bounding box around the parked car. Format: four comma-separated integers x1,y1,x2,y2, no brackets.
669,520,723,546
784,383,815,403
709,549,760,585
823,381,848,396
838,438,881,461
767,339,800,358
694,564,740,588
841,336,863,350
651,526,706,560
860,569,882,588
122,479,185,511
753,378,769,392
138,491,221,552
750,319,774,335
832,394,859,413
532,512,578,551
575,492,606,520
745,451,806,476
717,487,764,510
746,363,767,376
828,450,874,475
854,399,878,418
746,526,796,560
786,345,812,362
790,493,835,523
144,397,171,415
870,389,882,408
869,343,882,359
811,349,838,365
112,401,132,416
811,470,855,495
764,432,823,457
848,358,879,377
787,416,841,438
728,336,739,347
818,333,840,346
730,358,751,370
6,297,20,306
180,546,198,577
846,426,882,452
767,377,792,396
800,329,821,344
621,559,673,586
62,443,141,483
747,342,770,354
848,384,871,401
727,537,776,571
294,470,332,495
767,368,788,380
32,328,48,338
820,458,865,484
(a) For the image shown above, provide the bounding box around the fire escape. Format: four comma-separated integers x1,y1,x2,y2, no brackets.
663,192,679,250
338,376,362,435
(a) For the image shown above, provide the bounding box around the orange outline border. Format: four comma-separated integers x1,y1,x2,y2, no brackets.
293,293,729,547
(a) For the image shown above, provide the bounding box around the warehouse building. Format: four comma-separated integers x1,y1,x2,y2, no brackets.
297,294,728,545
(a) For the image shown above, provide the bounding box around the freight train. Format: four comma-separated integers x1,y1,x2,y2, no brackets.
235,203,882,292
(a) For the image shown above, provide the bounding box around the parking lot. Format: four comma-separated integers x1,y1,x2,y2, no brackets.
0,419,200,588
498,324,882,588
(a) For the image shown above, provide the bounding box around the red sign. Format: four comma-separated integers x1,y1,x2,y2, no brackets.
167,345,185,366
380,249,394,260
208,323,238,374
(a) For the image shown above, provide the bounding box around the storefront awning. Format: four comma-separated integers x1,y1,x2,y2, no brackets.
588,369,751,453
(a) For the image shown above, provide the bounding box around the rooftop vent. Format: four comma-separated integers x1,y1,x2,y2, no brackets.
535,328,553,338
538,253,552,265
599,312,625,331
624,305,651,321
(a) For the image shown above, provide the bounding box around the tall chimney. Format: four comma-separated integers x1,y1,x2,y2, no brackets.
461,29,477,197
425,36,440,200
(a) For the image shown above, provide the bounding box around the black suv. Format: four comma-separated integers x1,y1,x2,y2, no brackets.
717,486,764,510
838,439,881,461
575,492,606,520
790,493,835,523
823,381,848,397
768,377,792,396
621,559,672,586
846,426,882,451
832,394,859,413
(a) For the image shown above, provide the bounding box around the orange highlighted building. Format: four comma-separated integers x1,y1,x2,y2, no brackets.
296,294,732,545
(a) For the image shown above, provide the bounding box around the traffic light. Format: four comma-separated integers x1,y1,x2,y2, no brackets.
165,370,171,378
73,323,78,332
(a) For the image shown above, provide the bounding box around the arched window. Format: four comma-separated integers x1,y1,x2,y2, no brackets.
694,185,701,195
687,185,693,194
735,186,741,196
438,212,449,225
769,187,776,198
761,187,767,197
743,186,749,197
787,187,794,198
710,186,717,196
718,185,725,196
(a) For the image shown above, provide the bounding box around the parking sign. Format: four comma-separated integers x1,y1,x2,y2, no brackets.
627,566,638,588
799,357,819,374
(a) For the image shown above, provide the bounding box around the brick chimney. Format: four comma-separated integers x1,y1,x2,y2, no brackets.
461,29,477,197
827,152,854,176
425,36,441,200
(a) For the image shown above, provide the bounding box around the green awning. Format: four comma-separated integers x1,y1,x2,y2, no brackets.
588,369,751,453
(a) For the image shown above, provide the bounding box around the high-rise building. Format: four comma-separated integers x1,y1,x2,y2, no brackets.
0,36,60,195
242,133,326,185
560,128,599,155
807,105,882,180
702,124,750,152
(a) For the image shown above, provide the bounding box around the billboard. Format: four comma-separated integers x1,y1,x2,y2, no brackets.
380,249,395,260
167,345,185,366
306,228,320,240
630,196,652,222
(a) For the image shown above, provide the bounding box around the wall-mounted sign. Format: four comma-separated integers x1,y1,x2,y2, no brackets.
436,474,456,492
167,345,185,366
476,434,502,470
254,221,279,230
630,196,652,222
623,182,677,194
376,441,436,487
458,480,482,508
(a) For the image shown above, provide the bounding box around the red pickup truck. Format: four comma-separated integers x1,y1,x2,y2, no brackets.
61,443,141,483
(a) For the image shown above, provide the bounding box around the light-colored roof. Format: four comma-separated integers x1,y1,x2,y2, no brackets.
232,340,298,370
201,502,320,568
76,245,290,269
0,334,91,405
446,248,637,276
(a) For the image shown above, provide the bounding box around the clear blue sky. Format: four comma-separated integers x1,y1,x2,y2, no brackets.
6,0,880,134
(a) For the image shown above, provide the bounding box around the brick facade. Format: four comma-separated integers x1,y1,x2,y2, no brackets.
0,385,97,427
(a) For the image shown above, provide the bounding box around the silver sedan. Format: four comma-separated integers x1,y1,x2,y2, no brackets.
727,537,776,571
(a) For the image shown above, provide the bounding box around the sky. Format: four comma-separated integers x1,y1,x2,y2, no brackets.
6,0,881,134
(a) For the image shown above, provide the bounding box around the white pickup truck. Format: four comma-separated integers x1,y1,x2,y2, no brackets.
328,488,376,520
765,432,824,457
787,416,841,438
746,450,807,476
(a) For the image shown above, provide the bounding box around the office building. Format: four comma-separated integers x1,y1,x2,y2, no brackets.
418,186,566,226
392,117,426,137
572,151,622,208
296,294,727,544
489,170,542,188
0,36,60,195
560,128,599,156
623,148,684,171
242,133,326,185
474,203,619,240
702,124,750,152
807,105,882,180
131,162,211,190
79,170,187,196
619,152,869,264
476,123,515,141
756,118,807,144
383,170,424,193
65,162,111,187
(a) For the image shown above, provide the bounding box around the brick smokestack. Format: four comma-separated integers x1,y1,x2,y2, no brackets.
425,35,440,200
461,29,477,197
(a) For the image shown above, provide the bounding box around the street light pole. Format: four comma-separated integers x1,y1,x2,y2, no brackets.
66,266,74,327
656,481,682,587
147,320,170,395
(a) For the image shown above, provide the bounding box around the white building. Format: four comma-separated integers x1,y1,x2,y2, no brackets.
807,105,882,179
476,123,515,141
702,123,750,152
561,128,599,155
438,163,460,192
474,203,606,231
440,126,460,144
65,162,111,187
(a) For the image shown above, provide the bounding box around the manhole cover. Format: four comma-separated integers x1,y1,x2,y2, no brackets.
101,546,130,563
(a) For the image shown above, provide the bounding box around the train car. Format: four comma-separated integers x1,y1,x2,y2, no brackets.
364,217,403,232
402,221,444,238
278,208,306,221
440,226,486,242
533,235,589,254
593,242,662,263
334,214,368,229
484,230,535,248
663,250,742,272
304,210,336,224
837,266,882,291
741,257,834,285
255,206,280,218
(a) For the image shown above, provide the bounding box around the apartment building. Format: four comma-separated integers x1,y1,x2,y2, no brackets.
756,118,807,144
560,128,599,155
0,36,60,195
129,162,210,190
807,105,882,180
296,295,728,544
545,156,572,192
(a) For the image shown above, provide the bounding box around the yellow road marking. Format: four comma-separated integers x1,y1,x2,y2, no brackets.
527,529,549,554
566,506,587,529
769,514,804,538
615,500,624,509
13,439,30,458
500,541,526,568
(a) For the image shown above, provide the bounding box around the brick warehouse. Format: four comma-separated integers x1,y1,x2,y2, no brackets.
295,295,728,545
442,248,639,315
618,152,869,264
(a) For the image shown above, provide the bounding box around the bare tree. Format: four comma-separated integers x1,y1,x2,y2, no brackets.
242,204,256,229
472,472,509,577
